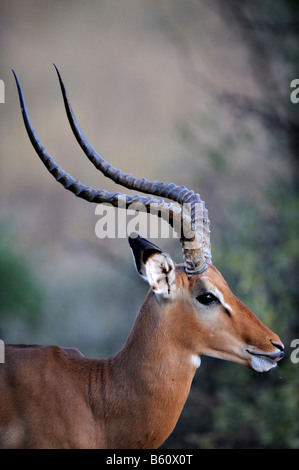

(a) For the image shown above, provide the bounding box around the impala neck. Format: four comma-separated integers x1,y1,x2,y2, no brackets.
93,290,197,449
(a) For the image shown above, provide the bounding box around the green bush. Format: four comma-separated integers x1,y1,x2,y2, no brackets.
0,224,43,330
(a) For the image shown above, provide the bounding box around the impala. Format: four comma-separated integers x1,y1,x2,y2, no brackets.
0,66,284,449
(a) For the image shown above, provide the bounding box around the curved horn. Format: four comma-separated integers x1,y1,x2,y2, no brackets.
12,67,211,275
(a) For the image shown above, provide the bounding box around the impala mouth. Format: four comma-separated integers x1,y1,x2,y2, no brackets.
247,349,285,373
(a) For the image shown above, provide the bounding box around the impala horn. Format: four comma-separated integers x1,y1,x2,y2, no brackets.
13,66,211,276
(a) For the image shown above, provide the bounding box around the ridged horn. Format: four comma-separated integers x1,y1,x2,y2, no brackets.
12,66,211,276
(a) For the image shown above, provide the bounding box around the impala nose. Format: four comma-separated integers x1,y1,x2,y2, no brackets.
270,340,285,362
271,340,284,351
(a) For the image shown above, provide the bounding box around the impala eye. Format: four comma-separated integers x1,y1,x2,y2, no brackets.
196,293,218,305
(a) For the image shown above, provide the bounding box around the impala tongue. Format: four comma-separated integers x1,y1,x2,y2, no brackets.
273,352,284,363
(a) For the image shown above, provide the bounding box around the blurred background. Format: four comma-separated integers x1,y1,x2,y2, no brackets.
0,0,298,448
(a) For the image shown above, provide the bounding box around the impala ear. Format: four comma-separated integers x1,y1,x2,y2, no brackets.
128,235,176,298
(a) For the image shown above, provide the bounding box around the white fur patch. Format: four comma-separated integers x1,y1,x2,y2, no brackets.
190,355,201,369
198,278,232,313
251,355,277,372
211,287,232,313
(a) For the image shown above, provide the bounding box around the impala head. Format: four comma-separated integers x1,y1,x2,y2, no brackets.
129,235,284,372
13,66,284,373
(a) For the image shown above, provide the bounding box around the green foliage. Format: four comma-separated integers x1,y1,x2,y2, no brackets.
211,361,299,449
0,224,43,329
